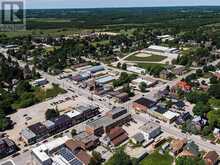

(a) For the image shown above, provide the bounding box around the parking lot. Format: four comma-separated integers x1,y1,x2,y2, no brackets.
5,91,94,144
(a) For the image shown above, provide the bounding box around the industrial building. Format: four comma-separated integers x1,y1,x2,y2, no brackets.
127,66,145,74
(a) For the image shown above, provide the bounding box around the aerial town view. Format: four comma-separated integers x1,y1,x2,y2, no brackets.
1,0,220,165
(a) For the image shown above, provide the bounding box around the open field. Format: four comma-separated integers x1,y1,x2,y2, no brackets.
140,150,173,165
125,52,167,62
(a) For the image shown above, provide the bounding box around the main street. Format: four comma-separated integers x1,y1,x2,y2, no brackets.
1,47,220,158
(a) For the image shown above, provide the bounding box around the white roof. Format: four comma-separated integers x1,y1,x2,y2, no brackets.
127,66,145,73
34,78,47,82
132,78,154,86
163,111,179,120
65,110,81,118
32,136,70,162
148,45,177,52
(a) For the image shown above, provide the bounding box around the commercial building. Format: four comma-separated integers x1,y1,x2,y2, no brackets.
127,66,145,74
131,77,158,89
133,97,157,113
139,122,161,140
85,107,131,136
0,138,17,158
131,133,145,144
21,105,100,145
147,45,179,54
31,136,91,165
73,132,100,150
95,76,114,85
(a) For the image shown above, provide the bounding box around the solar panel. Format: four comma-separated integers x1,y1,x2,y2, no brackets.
58,148,76,161
69,158,83,165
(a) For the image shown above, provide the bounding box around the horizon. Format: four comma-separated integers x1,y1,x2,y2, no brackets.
25,0,220,9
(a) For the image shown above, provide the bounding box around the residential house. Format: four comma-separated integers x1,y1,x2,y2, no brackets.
203,151,219,165
160,70,174,80
175,112,191,125
192,116,208,131
170,138,187,156
179,141,200,158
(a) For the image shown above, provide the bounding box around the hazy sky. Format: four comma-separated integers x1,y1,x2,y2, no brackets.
26,0,220,9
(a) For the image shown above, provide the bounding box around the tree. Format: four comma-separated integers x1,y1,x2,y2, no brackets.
105,148,132,165
0,110,9,131
89,151,102,165
208,83,220,99
15,80,32,96
45,108,59,120
117,62,121,68
193,102,211,117
207,109,220,127
139,82,147,92
122,63,127,70
209,76,219,84
71,129,77,137
176,156,205,165
185,91,209,104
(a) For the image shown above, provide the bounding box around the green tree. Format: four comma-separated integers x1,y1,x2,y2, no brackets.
89,151,102,165
139,82,147,92
122,63,127,70
15,80,32,96
105,148,132,165
193,102,211,117
71,129,77,137
207,109,220,127
176,156,205,165
208,83,220,99
45,108,60,120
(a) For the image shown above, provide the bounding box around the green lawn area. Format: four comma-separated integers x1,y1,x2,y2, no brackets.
125,53,167,62
140,150,173,165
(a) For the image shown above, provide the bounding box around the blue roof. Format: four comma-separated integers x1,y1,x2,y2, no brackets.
96,76,114,84
88,65,105,73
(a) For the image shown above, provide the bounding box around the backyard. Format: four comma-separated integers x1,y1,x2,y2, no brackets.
140,150,173,165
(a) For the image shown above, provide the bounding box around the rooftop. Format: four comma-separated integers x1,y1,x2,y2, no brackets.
21,128,36,140
139,121,160,134
134,97,156,108
74,132,99,144
163,111,179,120
28,122,48,135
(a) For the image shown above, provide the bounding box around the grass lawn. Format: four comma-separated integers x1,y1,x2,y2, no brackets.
137,63,166,69
125,53,167,62
140,150,173,165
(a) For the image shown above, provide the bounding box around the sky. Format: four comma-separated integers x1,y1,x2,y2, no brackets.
26,0,220,9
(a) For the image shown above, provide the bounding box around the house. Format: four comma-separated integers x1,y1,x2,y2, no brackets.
0,138,17,158
203,151,219,165
179,141,200,158
133,97,157,113
192,116,207,130
131,133,145,144
175,112,191,125
73,132,100,150
170,138,187,156
139,121,161,140
172,81,192,93
33,78,48,86
172,66,187,76
106,127,128,147
213,128,220,139
160,70,174,80
85,107,131,136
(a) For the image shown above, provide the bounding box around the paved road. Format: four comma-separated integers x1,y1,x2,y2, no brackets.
133,114,220,154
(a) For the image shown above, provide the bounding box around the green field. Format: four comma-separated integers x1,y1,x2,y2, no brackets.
140,150,173,165
125,53,167,62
